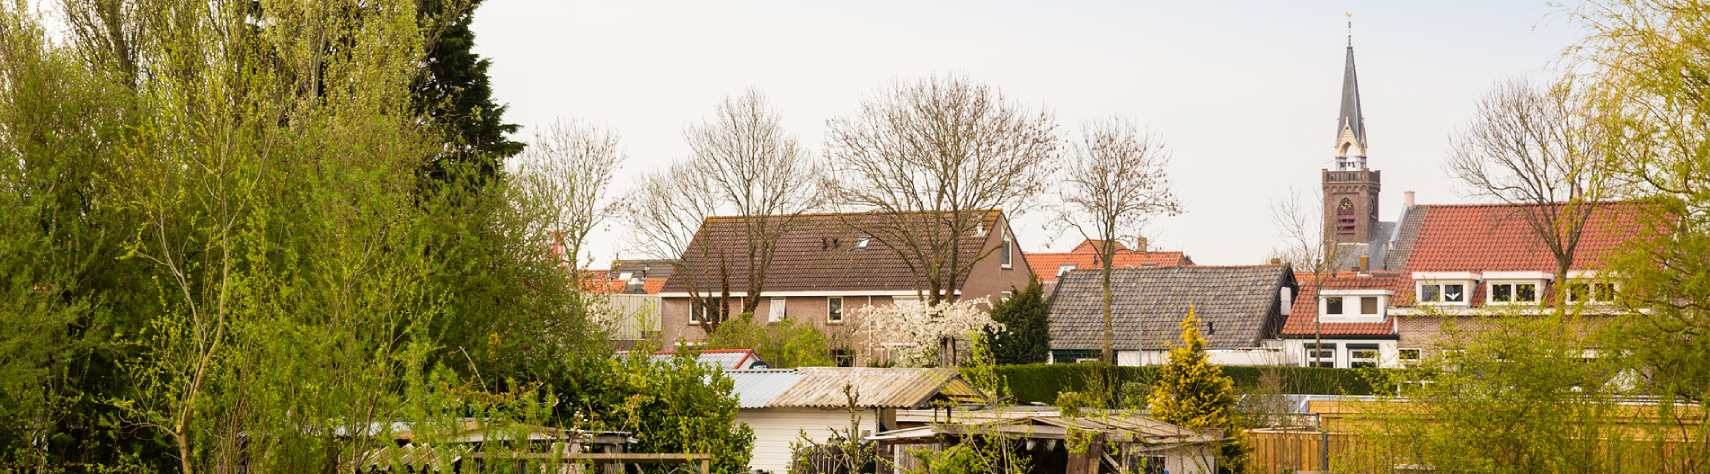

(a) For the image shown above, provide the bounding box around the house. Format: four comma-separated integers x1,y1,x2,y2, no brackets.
727,367,982,474
1046,264,1297,366
1279,201,1650,368
1024,238,1193,295
1276,36,1653,368
609,258,674,294
657,210,1034,361
869,411,1222,474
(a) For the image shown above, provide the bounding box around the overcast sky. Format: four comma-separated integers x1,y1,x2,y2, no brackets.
471,1,1586,267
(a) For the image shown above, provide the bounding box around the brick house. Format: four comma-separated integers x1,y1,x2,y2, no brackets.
656,210,1033,361
1280,201,1650,368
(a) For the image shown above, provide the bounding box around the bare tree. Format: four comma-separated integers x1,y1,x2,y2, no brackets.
1270,187,1348,368
825,75,1059,305
686,89,819,316
1058,118,1180,364
517,118,623,270
627,90,818,332
1448,78,1614,290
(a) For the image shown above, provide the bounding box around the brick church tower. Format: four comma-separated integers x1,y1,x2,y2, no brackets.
1323,35,1381,250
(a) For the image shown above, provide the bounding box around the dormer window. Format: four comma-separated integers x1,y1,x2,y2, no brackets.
1567,281,1617,304
854,235,871,250
1417,282,1467,305
1488,281,1539,304
1057,264,1077,277
1319,289,1389,322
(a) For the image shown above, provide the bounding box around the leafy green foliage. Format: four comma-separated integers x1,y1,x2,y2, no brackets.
987,279,1049,365
995,364,1374,404
1148,308,1246,473
703,313,834,368
560,342,756,474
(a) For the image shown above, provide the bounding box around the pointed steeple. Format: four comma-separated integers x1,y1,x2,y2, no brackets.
1335,27,1368,166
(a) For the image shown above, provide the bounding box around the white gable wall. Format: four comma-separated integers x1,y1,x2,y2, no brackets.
738,407,878,474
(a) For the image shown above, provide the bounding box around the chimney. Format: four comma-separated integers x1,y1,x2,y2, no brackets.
1135,237,1149,252
1404,191,1416,208
1358,255,1370,272
1269,257,1282,265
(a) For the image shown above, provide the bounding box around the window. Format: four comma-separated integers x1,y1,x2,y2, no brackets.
1489,281,1540,304
1000,230,1013,269
832,348,854,367
1305,343,1336,368
1360,296,1378,315
689,300,702,325
1567,281,1617,304
1336,198,1356,236
1000,290,1013,301
1418,282,1468,304
768,297,786,323
1325,296,1344,315
827,297,844,324
1057,264,1077,277
854,235,871,250
690,297,722,325
1399,348,1422,366
1348,344,1380,368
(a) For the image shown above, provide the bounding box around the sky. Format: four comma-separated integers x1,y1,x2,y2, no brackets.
470,1,1587,267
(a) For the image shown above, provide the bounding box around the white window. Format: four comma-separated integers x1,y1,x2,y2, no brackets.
1057,264,1077,277
1001,290,1013,301
1488,281,1541,305
1319,290,1387,322
1567,281,1617,304
1000,230,1013,269
1348,344,1380,368
854,235,871,250
1417,281,1470,305
767,297,786,322
1305,343,1336,368
827,297,844,324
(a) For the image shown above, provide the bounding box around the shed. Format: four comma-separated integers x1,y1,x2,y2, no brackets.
867,411,1221,474
727,367,982,474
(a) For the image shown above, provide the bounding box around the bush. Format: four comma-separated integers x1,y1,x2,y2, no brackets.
995,363,1376,404
704,313,833,368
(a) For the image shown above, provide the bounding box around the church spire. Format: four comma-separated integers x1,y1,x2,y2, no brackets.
1335,16,1368,168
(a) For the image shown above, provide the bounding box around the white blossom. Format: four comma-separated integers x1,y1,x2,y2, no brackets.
853,298,1003,367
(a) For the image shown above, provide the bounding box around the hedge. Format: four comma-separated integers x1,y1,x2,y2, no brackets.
992,363,1379,404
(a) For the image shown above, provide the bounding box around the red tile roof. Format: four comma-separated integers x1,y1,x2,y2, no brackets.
1280,272,1401,338
1399,202,1650,273
1025,240,1192,282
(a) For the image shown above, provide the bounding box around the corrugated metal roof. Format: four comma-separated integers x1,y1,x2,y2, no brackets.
768,367,968,409
727,367,976,409
727,369,802,409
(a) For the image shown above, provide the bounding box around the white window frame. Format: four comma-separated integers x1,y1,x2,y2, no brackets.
1486,280,1543,305
827,297,845,324
1304,342,1336,368
1398,348,1422,367
1416,280,1472,306
1000,230,1013,269
1318,289,1389,323
767,297,786,323
1566,280,1618,304
1347,344,1380,368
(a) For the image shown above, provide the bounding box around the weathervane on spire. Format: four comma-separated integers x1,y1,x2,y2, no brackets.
1345,11,1353,47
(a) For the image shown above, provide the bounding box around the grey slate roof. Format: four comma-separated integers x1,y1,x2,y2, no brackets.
1338,43,1366,150
1383,205,1428,271
1047,265,1294,351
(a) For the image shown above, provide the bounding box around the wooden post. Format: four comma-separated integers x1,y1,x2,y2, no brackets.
699,459,709,474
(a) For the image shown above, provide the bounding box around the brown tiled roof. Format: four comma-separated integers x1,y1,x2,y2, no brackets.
1047,265,1293,350
1025,239,1193,283
1280,272,1401,338
660,211,1005,293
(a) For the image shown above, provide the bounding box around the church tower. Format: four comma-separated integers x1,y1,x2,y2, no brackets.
1323,34,1381,249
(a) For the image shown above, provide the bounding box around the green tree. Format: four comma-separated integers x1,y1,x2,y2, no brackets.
561,341,756,473
1148,308,1246,473
414,0,524,187
987,279,1049,365
703,313,834,368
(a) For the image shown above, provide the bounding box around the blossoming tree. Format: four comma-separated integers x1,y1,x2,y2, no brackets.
853,298,1003,367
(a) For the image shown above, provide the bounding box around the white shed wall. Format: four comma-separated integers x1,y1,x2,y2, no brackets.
738,407,877,474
